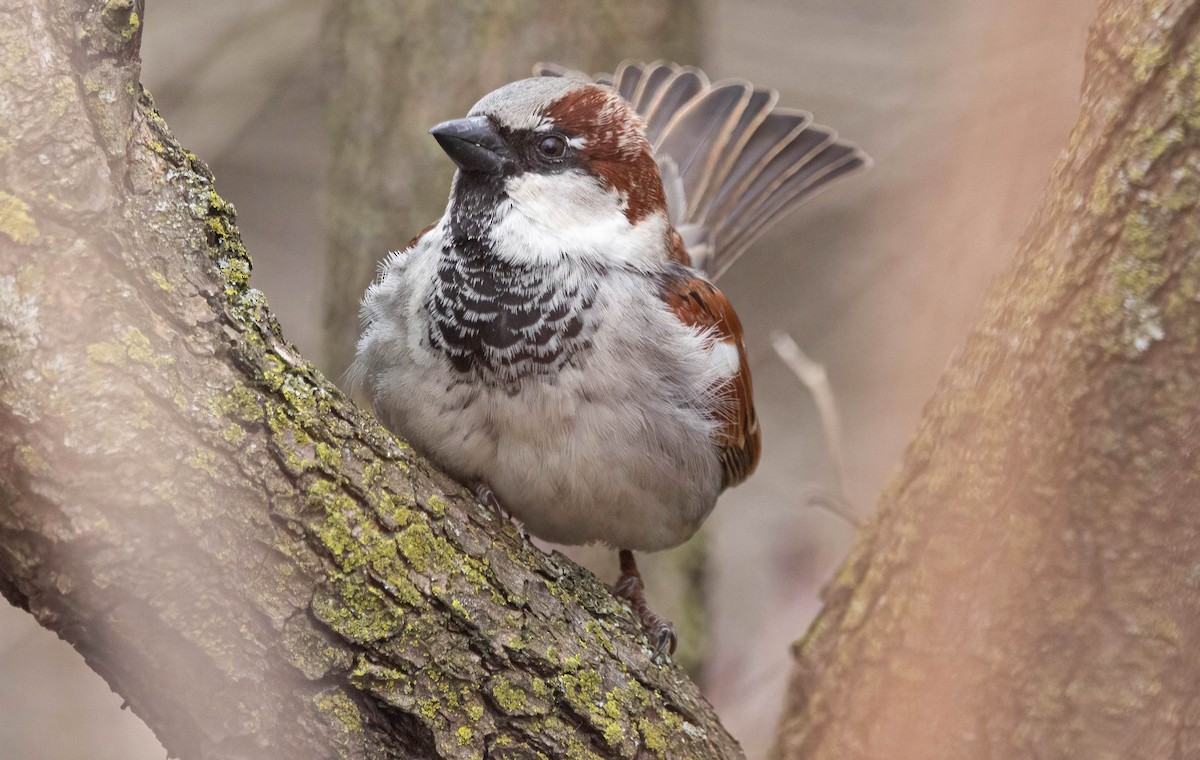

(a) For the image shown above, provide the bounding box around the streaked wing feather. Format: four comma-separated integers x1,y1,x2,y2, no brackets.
706,111,812,223
631,61,677,114
737,144,865,233
687,87,778,220
613,61,645,102
719,125,835,229
653,83,751,210
642,69,707,143
714,149,868,277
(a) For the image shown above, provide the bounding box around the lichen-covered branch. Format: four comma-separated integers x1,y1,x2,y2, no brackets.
0,2,740,758
772,1,1200,758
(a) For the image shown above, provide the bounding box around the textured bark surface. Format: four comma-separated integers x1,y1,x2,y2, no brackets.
773,1,1200,757
0,2,741,758
320,0,704,377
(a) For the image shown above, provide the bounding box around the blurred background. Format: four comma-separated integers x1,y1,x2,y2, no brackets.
1,0,1098,757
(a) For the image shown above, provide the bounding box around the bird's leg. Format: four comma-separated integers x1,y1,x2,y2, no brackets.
612,549,677,660
472,482,528,539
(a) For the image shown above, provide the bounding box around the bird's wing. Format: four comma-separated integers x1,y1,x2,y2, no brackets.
657,265,761,489
534,60,869,281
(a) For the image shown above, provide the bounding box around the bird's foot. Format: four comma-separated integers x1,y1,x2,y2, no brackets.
611,549,677,661
472,482,529,539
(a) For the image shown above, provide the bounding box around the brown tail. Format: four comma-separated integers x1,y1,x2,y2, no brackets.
535,60,870,280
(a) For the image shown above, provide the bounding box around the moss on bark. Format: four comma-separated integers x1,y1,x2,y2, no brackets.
0,1,738,758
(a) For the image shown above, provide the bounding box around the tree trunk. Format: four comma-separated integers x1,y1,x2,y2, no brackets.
320,0,704,377
772,1,1200,757
0,2,739,758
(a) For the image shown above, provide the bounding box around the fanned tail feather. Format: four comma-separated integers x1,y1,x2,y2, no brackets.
534,60,869,280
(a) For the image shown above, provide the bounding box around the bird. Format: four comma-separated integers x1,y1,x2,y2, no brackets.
348,60,868,658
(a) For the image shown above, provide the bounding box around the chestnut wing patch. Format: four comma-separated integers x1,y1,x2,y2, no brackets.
659,265,761,488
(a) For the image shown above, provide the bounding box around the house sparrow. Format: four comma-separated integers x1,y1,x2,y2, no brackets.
349,61,867,657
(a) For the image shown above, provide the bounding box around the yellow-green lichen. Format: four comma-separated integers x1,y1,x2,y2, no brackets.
314,690,363,734
16,444,47,474
311,574,402,644
221,423,246,444
211,383,264,423
123,326,172,368
602,720,624,747
306,480,416,592
150,270,175,292
603,696,621,720
0,192,37,243
419,696,441,720
449,597,472,622
636,717,667,755
426,493,448,517
456,726,474,746
394,518,484,590
491,677,529,713
88,327,174,370
85,340,124,366
186,450,219,476
396,520,437,572
201,187,254,300
314,441,343,471
1130,41,1168,83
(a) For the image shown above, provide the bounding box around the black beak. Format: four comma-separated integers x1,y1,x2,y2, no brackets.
430,115,517,175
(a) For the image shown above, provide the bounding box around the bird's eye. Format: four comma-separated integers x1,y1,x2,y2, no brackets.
536,134,568,159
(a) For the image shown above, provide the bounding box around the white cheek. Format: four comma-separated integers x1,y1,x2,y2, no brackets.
509,171,620,230
490,171,668,267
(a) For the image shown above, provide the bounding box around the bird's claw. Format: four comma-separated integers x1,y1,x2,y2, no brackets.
472,482,503,514
651,620,677,661
473,482,530,540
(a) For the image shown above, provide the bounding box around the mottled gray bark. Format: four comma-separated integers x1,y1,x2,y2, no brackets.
773,1,1200,757
0,2,740,758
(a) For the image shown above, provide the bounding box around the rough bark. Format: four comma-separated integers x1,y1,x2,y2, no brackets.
320,0,704,377
773,1,1200,758
0,2,740,759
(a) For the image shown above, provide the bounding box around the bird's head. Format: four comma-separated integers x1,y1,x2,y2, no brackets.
431,76,671,268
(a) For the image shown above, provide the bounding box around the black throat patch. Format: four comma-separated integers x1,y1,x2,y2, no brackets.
425,175,599,390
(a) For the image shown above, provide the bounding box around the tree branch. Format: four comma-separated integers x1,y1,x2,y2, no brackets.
0,2,741,758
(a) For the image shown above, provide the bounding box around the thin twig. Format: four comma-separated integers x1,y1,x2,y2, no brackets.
770,331,864,527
